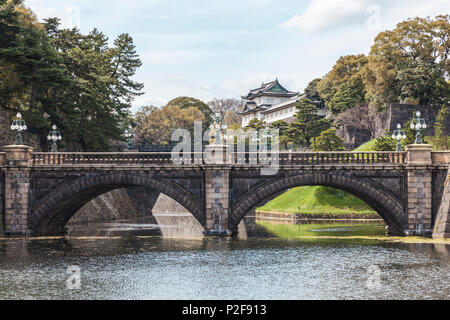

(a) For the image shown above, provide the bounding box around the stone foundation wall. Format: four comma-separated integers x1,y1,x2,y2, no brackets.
68,188,139,225
338,104,449,149
126,186,160,216
433,169,450,239
0,173,4,236
336,126,371,150
255,211,382,221
68,187,178,225
152,193,191,214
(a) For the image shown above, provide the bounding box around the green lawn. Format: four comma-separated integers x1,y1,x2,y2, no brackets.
257,186,376,215
354,136,447,152
256,136,443,217
354,139,376,151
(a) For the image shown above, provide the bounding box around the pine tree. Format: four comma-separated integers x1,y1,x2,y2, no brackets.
310,128,345,151
270,120,290,150
373,131,396,151
286,98,332,148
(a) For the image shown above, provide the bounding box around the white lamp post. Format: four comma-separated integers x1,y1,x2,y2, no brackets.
410,111,427,144
391,123,407,151
47,124,62,152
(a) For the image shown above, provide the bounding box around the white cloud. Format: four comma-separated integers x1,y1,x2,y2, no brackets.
281,0,369,32
132,95,169,110
381,0,450,30
25,2,82,29
282,0,450,32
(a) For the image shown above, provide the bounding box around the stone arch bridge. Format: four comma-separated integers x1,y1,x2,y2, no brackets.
1,144,449,238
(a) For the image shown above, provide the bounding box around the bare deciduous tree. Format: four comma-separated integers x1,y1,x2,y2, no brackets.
208,98,243,125
336,104,378,139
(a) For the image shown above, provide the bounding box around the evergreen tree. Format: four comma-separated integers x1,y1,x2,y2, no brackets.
270,120,290,150
286,98,332,148
245,118,266,131
328,76,365,114
434,105,449,150
373,131,397,151
1,3,144,151
310,128,345,151
42,20,144,151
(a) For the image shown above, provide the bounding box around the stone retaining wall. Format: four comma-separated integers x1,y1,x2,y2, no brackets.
255,211,382,221
338,104,450,149
152,192,191,214
68,188,139,225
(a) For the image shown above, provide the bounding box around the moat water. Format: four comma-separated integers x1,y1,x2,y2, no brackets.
0,214,449,300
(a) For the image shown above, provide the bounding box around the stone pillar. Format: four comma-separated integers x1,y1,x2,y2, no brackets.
406,144,432,165
3,145,33,235
406,144,432,236
433,169,450,239
204,168,231,236
204,144,231,164
203,145,232,236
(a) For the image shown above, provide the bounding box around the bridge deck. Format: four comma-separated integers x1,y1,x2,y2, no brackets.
28,151,407,166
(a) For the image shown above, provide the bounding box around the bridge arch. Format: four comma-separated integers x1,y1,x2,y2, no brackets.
230,172,406,235
30,173,204,235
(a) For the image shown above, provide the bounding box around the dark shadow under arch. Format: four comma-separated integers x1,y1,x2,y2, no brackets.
230,173,406,235
31,173,204,235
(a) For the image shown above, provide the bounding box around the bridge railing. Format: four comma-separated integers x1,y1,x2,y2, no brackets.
31,152,182,165
30,151,406,166
279,151,406,165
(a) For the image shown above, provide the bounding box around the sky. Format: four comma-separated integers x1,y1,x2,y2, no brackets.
25,0,450,112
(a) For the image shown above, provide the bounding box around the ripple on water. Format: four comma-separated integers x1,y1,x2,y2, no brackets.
0,219,449,300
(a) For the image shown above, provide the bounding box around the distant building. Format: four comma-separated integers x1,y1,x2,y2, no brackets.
238,79,326,127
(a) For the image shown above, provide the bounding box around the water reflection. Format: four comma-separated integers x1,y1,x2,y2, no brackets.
0,215,449,300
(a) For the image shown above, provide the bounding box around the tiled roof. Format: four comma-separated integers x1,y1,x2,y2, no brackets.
241,79,299,100
238,102,270,115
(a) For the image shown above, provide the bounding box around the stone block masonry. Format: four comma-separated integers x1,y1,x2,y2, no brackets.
405,144,433,235
0,173,4,235
3,145,34,235
433,169,450,239
1,142,449,238
407,170,432,234
204,168,231,235
4,169,31,235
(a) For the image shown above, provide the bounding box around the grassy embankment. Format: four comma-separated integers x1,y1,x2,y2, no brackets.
256,141,379,216
257,136,448,217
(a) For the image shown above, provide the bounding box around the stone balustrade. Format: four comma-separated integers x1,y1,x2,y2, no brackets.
1,143,450,238
431,151,450,164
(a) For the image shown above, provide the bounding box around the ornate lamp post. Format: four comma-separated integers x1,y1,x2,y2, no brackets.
10,112,27,145
410,111,427,144
124,125,135,151
47,124,62,152
391,123,407,151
